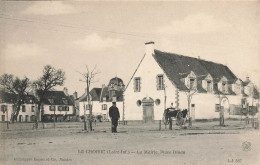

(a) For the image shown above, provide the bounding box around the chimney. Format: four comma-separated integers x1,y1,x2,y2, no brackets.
63,87,69,96
198,56,200,59
73,91,78,100
145,41,155,55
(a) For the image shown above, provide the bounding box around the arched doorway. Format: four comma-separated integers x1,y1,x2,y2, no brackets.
142,97,154,123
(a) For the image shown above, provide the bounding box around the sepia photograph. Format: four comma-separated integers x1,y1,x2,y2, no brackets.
0,1,259,165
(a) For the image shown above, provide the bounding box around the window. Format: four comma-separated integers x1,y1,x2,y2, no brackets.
58,106,64,111
102,104,107,110
191,104,195,108
48,99,54,104
64,106,69,111
215,104,220,112
235,83,241,94
134,77,141,92
1,105,7,113
190,78,195,89
155,99,161,105
103,97,106,102
156,75,164,90
49,105,56,111
136,100,142,106
85,104,91,110
31,106,35,112
62,98,68,105
12,105,15,112
109,90,116,99
222,82,227,93
207,81,211,92
22,105,26,112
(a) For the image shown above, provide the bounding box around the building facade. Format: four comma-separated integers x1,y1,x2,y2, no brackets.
124,42,259,122
0,90,36,122
78,77,124,121
0,87,75,123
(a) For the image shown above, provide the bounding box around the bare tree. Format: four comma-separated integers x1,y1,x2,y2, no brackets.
216,92,226,126
78,65,99,131
0,74,30,123
34,65,65,129
185,85,197,128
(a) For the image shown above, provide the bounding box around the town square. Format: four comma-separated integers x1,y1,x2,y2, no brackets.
0,1,259,165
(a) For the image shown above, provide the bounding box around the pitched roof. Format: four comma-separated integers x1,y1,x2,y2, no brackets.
78,86,124,102
41,91,74,105
80,88,102,102
153,50,238,91
0,90,36,104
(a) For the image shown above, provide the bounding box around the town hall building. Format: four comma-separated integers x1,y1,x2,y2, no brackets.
124,42,259,122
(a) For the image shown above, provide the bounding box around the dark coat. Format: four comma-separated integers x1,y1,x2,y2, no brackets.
109,106,120,119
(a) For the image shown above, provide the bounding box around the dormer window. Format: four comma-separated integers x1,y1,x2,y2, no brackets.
207,81,212,92
186,71,197,89
109,90,116,99
222,82,227,93
48,99,54,104
103,97,106,102
62,98,68,105
189,78,195,89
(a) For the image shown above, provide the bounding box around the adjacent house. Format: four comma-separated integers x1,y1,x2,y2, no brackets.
78,77,124,121
0,90,36,122
124,42,259,122
0,87,75,123
39,88,75,122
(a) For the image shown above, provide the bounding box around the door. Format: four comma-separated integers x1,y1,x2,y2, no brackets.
144,106,153,122
2,115,5,122
191,104,195,120
25,115,29,122
31,115,35,122
19,115,23,122
142,97,154,123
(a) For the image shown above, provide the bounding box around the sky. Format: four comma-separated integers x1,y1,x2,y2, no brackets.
0,1,259,96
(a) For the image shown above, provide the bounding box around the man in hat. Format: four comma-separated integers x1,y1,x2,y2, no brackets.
109,102,120,133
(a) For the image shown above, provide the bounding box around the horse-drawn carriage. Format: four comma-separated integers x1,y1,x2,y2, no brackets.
162,108,188,129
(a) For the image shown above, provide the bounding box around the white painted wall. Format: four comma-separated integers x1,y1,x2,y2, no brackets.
124,44,260,121
124,45,177,121
79,101,123,120
0,103,36,122
43,105,74,116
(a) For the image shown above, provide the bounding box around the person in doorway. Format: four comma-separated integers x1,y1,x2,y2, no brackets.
109,102,120,133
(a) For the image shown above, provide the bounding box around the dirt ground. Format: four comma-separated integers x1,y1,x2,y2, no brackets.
0,120,259,165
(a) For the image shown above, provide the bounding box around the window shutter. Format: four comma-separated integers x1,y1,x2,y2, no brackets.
156,75,159,90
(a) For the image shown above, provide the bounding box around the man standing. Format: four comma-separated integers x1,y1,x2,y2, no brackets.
109,102,120,133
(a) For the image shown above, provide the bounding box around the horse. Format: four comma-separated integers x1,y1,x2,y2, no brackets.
162,108,188,128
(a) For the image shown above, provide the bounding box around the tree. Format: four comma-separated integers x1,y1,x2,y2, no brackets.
0,74,30,123
185,84,197,128
216,93,227,126
34,65,65,129
78,65,99,131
